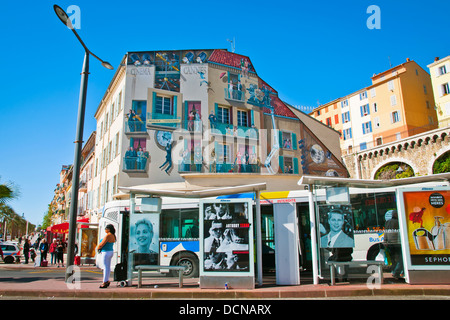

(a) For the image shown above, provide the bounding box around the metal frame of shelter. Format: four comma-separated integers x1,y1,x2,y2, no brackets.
118,182,267,286
298,172,450,285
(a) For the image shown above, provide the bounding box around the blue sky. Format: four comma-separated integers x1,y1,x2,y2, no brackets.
0,0,449,226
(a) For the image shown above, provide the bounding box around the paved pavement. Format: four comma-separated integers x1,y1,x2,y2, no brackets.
1,262,450,300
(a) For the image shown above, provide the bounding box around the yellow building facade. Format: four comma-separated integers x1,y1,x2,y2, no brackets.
428,55,450,127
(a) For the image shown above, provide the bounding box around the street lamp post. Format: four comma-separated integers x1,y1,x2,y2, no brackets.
53,5,113,283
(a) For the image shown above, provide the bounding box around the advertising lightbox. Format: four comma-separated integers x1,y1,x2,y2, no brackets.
397,187,450,283
199,199,254,289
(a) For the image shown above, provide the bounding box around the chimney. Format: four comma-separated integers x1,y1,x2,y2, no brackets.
406,58,410,62
435,57,440,62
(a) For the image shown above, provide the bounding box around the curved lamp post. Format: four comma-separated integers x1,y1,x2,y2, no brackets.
53,4,113,282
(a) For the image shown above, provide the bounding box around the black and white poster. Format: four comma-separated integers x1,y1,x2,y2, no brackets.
200,200,253,273
129,213,159,269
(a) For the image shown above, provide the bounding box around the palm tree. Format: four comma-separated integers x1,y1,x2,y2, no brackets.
0,176,20,204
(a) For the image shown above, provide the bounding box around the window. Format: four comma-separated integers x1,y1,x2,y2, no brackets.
373,102,378,112
341,100,348,108
217,106,231,124
360,104,370,116
362,121,372,134
155,96,173,115
391,111,401,123
342,111,351,123
423,85,427,95
370,88,376,98
388,80,394,91
442,83,450,96
360,91,367,100
373,117,380,128
390,95,397,106
343,128,352,140
360,142,367,151
376,137,383,146
326,117,332,126
237,110,249,127
439,65,447,75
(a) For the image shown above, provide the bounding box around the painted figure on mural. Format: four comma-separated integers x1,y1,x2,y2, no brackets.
208,110,217,129
159,142,173,174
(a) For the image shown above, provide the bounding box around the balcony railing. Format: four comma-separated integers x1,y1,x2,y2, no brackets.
211,123,259,139
125,119,147,134
181,120,203,133
146,112,181,129
224,88,245,102
123,156,148,172
210,163,261,173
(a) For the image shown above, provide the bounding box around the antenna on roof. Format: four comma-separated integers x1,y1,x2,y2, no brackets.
388,56,392,68
227,37,235,53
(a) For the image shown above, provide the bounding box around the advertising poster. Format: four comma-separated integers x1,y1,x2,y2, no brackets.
398,188,450,269
318,204,355,249
200,200,254,274
80,228,98,258
129,213,160,269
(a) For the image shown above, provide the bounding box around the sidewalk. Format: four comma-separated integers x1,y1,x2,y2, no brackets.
1,263,450,300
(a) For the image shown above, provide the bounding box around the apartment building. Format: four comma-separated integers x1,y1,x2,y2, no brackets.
428,55,450,127
88,49,348,220
311,59,438,155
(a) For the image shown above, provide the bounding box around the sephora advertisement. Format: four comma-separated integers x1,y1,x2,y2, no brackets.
398,188,450,269
200,199,254,274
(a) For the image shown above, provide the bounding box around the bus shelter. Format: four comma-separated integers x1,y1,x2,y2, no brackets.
299,172,450,285
118,182,266,288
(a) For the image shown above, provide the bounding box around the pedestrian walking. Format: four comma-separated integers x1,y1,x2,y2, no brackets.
96,224,116,288
39,239,49,266
56,240,64,267
23,239,30,264
49,239,57,265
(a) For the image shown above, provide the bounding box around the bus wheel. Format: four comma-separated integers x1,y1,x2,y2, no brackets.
172,252,199,278
366,243,385,261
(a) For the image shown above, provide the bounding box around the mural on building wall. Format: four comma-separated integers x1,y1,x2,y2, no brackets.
299,127,348,177
127,50,213,92
156,130,174,174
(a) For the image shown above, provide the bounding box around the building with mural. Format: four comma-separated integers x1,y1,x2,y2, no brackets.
89,49,348,220
310,59,438,157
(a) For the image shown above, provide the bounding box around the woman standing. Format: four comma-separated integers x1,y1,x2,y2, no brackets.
97,224,116,288
39,239,49,266
49,239,57,265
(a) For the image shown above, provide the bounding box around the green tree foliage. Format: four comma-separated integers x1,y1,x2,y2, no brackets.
433,152,450,174
375,162,414,180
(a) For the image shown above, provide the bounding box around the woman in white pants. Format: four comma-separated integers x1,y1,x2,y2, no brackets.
97,224,116,288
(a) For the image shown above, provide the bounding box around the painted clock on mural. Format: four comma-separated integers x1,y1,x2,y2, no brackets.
155,130,173,148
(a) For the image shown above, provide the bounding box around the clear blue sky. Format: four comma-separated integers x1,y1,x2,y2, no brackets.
0,0,449,226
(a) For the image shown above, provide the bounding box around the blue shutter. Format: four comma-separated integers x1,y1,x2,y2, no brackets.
279,156,284,173
172,95,177,117
152,91,157,115
362,123,366,134
369,121,372,133
293,158,299,174
292,133,297,150
360,106,364,117
367,104,370,115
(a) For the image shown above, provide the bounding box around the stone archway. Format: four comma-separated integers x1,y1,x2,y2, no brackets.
432,148,450,174
373,161,415,180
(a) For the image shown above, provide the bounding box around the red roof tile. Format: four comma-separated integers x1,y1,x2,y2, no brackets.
208,50,255,73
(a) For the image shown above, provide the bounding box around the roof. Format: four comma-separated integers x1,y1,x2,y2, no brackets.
118,182,267,198
208,49,256,73
264,95,298,119
298,172,450,188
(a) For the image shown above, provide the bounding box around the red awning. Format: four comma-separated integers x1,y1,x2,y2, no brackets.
50,218,90,234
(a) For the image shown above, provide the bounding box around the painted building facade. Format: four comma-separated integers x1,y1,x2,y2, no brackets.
90,49,348,220
428,55,450,128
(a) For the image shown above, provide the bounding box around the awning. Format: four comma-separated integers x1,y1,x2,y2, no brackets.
50,218,90,234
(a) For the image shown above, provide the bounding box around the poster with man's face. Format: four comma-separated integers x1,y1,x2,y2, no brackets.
201,201,252,273
319,204,355,248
